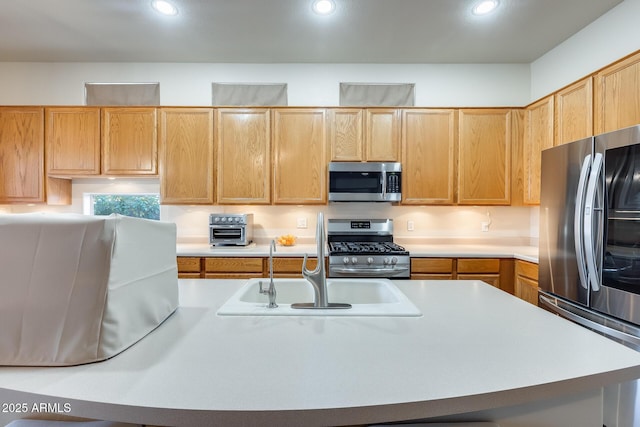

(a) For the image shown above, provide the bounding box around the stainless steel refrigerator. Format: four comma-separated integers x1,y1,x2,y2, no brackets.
539,124,640,427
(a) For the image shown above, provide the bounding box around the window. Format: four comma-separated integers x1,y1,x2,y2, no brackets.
86,194,160,220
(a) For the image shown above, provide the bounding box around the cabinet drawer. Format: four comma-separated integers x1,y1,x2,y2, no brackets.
205,257,264,273
177,257,202,273
411,258,454,273
272,257,318,273
458,273,500,288
457,258,500,273
516,260,539,281
411,273,455,280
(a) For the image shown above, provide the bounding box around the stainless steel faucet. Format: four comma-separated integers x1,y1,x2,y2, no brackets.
259,239,278,308
301,212,329,307
293,212,351,310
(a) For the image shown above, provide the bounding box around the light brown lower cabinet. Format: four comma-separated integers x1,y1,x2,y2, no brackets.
515,260,539,306
178,256,518,295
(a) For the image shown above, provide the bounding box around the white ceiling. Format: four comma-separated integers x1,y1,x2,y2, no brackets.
0,0,624,64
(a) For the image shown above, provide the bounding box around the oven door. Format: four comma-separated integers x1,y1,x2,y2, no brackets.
591,125,640,326
328,256,411,279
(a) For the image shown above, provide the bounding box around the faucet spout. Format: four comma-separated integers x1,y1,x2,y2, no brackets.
294,212,351,310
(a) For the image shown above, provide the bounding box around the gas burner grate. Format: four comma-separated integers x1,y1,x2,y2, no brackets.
329,241,407,255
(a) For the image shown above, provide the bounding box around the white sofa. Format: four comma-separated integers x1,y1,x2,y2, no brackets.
0,213,179,366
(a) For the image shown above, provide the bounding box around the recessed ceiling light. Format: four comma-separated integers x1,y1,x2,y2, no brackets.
472,0,499,15
151,0,178,16
312,0,336,15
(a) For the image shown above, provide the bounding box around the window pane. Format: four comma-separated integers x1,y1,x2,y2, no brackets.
92,194,160,220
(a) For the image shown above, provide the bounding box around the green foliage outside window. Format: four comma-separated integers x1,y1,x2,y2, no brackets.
92,194,160,220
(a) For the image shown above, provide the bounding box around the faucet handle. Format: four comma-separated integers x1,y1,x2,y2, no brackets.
302,253,316,277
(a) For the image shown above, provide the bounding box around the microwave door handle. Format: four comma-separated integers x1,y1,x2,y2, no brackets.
381,170,387,199
574,155,591,291
584,153,603,292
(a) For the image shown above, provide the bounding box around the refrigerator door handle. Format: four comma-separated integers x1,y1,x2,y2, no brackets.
540,294,640,348
574,155,592,290
584,153,603,292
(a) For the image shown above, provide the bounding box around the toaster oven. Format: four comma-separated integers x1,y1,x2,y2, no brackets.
209,214,253,246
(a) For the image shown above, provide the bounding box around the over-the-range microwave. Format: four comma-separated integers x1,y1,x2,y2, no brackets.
328,162,401,202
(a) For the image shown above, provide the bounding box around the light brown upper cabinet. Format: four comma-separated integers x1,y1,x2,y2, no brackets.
328,108,364,161
523,96,554,205
401,109,457,204
365,108,401,161
272,108,327,204
101,107,158,175
0,107,44,203
595,51,640,134
159,108,214,204
215,108,271,204
554,77,593,145
458,109,511,205
45,107,101,176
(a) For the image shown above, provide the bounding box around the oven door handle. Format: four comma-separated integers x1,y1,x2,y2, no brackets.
331,267,409,274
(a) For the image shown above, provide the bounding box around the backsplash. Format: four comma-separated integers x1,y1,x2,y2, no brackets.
1,179,538,244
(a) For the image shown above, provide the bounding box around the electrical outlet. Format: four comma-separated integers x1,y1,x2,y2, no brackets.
481,222,490,232
296,217,307,229
407,220,415,231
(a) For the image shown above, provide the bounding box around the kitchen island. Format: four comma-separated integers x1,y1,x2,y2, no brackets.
1,279,640,426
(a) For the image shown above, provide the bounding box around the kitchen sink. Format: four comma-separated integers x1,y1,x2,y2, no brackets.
217,278,422,317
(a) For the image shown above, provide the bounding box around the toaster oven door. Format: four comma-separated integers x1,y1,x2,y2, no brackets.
210,225,246,246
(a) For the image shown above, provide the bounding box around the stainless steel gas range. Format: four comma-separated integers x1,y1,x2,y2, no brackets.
327,219,410,279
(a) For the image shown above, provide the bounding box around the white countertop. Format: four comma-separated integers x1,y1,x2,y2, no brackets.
1,279,639,426
177,242,539,263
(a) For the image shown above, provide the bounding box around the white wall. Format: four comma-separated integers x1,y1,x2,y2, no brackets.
0,62,530,107
530,0,640,101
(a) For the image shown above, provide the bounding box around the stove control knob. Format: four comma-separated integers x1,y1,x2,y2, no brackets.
367,257,374,265
391,257,398,265
383,258,390,265
351,257,358,264
343,257,350,264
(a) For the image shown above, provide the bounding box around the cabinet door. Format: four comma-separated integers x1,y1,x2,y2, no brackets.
102,107,157,175
216,108,271,204
328,108,363,161
273,108,327,204
595,52,640,134
365,109,400,161
523,96,554,205
555,77,593,145
159,108,214,204
402,109,457,204
516,276,539,306
46,107,100,175
458,109,511,205
0,107,44,203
